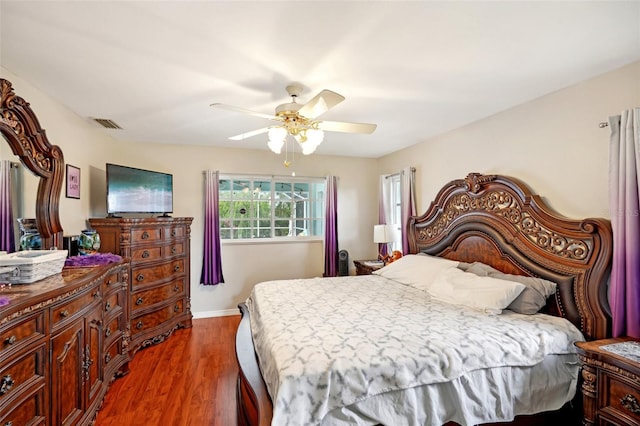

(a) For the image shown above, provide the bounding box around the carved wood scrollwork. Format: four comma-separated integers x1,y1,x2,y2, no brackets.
0,78,64,249
417,189,592,260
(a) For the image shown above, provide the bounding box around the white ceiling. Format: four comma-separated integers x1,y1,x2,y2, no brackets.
1,1,639,158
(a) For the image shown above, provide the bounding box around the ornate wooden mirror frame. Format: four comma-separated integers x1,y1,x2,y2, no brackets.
0,78,64,249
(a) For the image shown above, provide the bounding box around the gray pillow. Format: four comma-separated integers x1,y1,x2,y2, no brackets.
465,262,557,314
456,261,473,272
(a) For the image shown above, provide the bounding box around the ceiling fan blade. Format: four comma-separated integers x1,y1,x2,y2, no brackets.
297,90,345,119
317,120,377,134
229,127,270,141
210,103,280,121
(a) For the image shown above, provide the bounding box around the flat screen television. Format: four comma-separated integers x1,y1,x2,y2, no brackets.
106,163,173,216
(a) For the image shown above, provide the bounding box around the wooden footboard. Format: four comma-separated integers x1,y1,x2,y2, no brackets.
235,303,272,426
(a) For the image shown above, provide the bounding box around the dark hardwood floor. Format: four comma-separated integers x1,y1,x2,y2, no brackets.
95,316,240,426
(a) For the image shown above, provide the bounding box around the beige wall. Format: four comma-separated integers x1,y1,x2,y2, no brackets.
1,67,379,316
379,60,640,221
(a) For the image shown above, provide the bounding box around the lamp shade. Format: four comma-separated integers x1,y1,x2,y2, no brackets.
373,224,393,243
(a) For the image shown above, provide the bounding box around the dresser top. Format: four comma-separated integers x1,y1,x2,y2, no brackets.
89,217,193,225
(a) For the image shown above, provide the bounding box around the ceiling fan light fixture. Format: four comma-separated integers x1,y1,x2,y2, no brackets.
299,128,323,155
267,126,287,154
268,126,287,141
267,139,284,154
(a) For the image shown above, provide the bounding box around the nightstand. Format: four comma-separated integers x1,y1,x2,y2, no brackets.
353,259,384,275
575,337,640,426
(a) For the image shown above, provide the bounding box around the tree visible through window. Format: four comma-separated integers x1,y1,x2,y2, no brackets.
219,175,325,240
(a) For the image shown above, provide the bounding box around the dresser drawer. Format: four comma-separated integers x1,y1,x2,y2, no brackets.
131,246,163,263
132,228,162,244
0,312,45,360
164,225,186,240
103,291,122,317
600,371,640,424
104,337,123,367
0,345,46,405
101,271,121,294
0,386,46,426
51,289,100,328
162,241,185,258
131,259,185,289
130,299,184,337
131,279,185,313
103,313,121,341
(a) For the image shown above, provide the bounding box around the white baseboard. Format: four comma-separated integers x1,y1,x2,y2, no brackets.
192,309,240,319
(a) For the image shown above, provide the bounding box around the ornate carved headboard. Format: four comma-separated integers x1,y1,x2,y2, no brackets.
408,173,613,340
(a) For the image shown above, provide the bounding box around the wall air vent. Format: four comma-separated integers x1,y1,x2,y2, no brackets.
91,118,122,129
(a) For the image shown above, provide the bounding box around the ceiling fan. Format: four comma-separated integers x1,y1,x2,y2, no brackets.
210,83,377,156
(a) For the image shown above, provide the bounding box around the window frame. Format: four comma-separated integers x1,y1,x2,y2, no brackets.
384,173,402,252
218,174,326,243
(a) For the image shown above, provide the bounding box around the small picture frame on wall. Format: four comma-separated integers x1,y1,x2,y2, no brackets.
66,164,80,199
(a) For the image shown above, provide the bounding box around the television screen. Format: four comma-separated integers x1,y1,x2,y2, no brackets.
106,163,173,215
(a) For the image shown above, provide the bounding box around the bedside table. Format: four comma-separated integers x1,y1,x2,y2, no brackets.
353,259,384,275
575,337,640,426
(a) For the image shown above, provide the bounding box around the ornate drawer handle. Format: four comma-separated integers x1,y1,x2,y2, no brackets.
174,265,180,272
105,328,111,338
171,230,177,237
104,301,111,311
60,310,69,318
174,304,180,312
136,274,145,282
621,394,640,414
105,353,111,364
6,421,13,426
136,297,144,306
0,375,14,395
173,285,180,292
171,247,177,254
141,231,149,240
106,279,112,286
93,291,100,299
136,321,143,330
4,336,16,346
142,250,150,258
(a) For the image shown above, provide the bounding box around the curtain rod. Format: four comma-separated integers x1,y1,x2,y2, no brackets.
204,171,327,180
384,167,416,179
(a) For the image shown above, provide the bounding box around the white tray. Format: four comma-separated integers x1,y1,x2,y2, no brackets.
0,250,68,284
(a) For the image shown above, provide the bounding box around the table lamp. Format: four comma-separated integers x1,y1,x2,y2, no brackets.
373,224,393,262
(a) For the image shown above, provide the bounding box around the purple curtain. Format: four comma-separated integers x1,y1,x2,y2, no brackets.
401,167,417,255
609,108,640,339
323,175,338,277
200,170,224,285
0,161,15,253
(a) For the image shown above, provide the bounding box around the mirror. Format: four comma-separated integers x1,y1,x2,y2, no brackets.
0,79,64,249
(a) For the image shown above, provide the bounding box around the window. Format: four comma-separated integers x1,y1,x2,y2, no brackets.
219,175,325,240
383,174,402,252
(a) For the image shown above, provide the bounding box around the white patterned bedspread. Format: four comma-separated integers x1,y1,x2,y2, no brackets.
247,274,585,426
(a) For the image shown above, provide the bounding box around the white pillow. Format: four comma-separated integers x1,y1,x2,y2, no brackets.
429,267,526,315
372,254,459,291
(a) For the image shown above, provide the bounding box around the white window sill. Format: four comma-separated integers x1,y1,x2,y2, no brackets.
221,237,323,246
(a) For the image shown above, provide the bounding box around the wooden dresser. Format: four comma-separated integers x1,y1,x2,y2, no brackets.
576,337,640,426
0,261,129,426
88,217,193,355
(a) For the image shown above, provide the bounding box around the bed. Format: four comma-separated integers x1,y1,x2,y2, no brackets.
235,172,613,426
